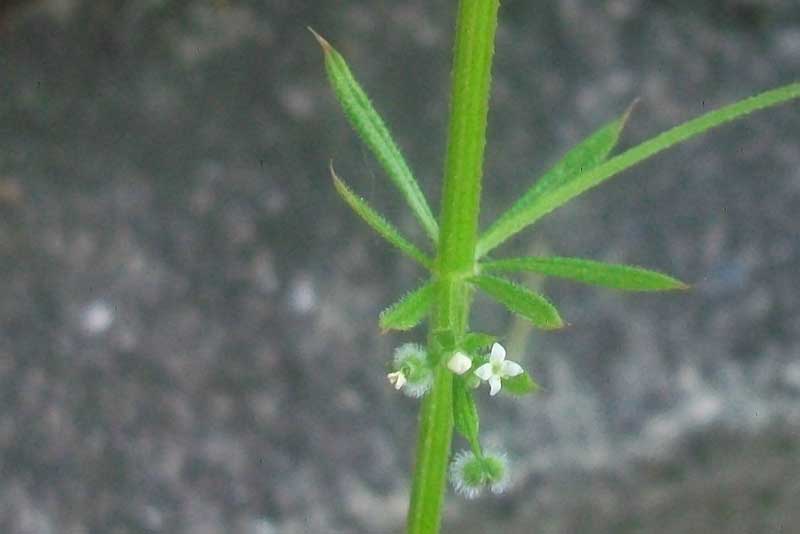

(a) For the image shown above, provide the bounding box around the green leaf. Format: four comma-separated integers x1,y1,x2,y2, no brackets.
468,274,564,330
462,332,497,355
481,256,689,292
379,281,435,331
311,29,439,243
479,83,800,258
453,378,480,452
477,106,633,258
502,371,539,396
331,164,432,269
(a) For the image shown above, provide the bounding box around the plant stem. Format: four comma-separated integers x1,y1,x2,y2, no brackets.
437,0,499,274
406,1,500,533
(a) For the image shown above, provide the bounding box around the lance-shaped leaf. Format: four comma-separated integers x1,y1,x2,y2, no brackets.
311,28,439,243
478,83,800,258
379,280,435,331
331,164,432,269
468,275,564,330
453,378,481,455
481,256,689,292
477,106,633,258
502,371,539,396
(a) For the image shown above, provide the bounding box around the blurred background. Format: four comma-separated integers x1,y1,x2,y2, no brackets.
1,1,800,533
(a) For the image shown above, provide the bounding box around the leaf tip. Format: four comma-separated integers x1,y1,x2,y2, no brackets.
307,26,333,54
378,312,391,333
329,161,352,202
621,97,640,129
660,273,691,291
544,309,567,330
536,313,566,331
328,159,341,183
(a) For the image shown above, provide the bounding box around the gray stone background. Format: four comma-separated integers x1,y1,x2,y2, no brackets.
1,0,799,533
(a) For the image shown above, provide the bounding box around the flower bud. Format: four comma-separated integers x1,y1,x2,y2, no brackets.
447,352,472,375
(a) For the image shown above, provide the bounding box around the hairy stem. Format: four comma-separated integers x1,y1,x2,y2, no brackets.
405,1,499,533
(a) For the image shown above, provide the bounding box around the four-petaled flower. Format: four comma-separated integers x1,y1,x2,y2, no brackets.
474,342,523,396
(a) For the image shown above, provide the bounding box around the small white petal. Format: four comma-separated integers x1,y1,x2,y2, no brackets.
447,352,472,375
387,371,406,390
488,376,502,396
474,363,493,381
490,342,506,363
502,360,524,378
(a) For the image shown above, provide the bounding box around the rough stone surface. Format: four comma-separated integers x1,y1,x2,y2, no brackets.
1,1,799,533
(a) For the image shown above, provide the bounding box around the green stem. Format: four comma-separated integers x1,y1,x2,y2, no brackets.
406,1,499,533
437,0,499,274
405,363,453,534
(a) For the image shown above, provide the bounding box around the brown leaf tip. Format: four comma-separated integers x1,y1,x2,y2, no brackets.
622,97,641,126
307,26,333,53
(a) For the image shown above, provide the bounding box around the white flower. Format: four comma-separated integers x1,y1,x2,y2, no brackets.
474,342,523,396
391,343,433,398
387,371,406,390
447,352,472,375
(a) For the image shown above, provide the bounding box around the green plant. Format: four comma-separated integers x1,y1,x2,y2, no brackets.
312,2,799,533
